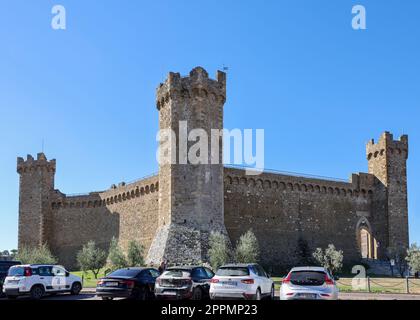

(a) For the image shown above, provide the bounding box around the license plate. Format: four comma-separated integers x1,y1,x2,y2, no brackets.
221,281,237,286
105,282,119,287
7,280,19,285
163,291,177,296
298,293,317,299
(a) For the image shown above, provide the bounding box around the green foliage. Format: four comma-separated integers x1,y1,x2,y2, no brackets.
107,237,128,270
234,230,260,264
77,241,107,279
127,240,145,267
406,243,420,274
16,244,57,265
208,232,231,270
312,244,343,274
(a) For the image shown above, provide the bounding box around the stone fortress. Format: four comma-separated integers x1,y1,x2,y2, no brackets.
17,67,409,272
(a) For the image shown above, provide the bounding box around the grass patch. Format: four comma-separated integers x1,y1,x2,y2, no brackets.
271,277,420,294
71,269,109,288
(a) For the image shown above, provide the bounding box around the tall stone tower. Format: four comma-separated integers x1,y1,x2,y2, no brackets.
17,153,56,248
147,67,229,265
366,132,409,252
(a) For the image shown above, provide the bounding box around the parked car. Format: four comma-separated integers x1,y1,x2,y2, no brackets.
280,266,339,300
2,264,82,300
155,266,214,300
0,261,21,297
96,267,160,300
209,263,274,300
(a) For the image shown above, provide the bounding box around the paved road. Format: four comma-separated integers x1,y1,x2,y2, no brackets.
1,289,420,301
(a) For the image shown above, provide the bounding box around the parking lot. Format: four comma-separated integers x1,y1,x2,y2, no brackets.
2,289,420,301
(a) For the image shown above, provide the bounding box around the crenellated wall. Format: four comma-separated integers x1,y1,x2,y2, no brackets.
223,168,386,273
47,176,160,269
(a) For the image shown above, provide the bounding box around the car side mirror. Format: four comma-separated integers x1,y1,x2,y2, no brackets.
65,271,70,277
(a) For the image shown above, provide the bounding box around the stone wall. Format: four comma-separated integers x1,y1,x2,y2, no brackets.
223,167,386,273
48,176,159,269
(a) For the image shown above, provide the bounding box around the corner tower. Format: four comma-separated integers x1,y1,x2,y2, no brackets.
147,67,229,265
17,153,56,248
367,132,409,251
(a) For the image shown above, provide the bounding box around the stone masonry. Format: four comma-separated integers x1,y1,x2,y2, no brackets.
17,67,410,272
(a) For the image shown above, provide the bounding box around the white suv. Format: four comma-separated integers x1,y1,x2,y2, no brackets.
210,264,274,300
3,264,82,299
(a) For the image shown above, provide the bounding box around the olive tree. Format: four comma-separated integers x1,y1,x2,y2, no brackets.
107,237,128,270
208,231,231,270
127,240,145,267
77,241,107,279
313,244,343,275
234,230,260,264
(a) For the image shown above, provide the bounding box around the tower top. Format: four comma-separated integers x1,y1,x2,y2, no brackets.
156,67,226,110
17,153,56,174
366,132,408,160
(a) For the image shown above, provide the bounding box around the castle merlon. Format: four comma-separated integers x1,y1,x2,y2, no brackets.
366,132,409,160
17,153,56,173
156,67,226,110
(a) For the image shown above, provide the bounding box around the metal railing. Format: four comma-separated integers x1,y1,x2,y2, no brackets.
336,277,420,294
225,164,349,183
65,172,159,197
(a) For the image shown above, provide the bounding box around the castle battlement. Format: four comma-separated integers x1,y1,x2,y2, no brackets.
17,153,56,173
366,132,408,160
156,67,226,110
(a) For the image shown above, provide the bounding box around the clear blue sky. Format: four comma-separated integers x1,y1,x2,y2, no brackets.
0,0,419,250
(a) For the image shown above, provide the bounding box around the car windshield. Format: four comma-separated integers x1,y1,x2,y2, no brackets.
290,271,326,286
8,266,25,277
216,267,250,277
108,269,141,278
163,269,191,278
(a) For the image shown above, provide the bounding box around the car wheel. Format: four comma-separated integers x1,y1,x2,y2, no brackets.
70,282,82,295
255,288,261,301
30,285,45,300
192,287,203,300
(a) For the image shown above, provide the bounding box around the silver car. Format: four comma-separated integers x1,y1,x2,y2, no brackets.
280,267,339,300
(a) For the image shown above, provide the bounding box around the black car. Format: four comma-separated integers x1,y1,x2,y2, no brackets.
155,266,215,300
96,267,160,300
0,261,21,296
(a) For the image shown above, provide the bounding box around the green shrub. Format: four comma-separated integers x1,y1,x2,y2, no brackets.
406,243,420,274
16,244,57,265
107,237,128,270
127,240,145,267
